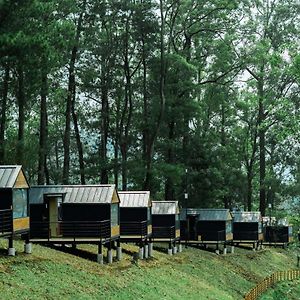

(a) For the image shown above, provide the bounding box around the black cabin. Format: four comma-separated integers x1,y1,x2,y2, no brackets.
152,201,180,242
0,165,30,255
232,211,263,246
118,191,152,243
263,218,293,245
29,185,120,245
180,208,233,245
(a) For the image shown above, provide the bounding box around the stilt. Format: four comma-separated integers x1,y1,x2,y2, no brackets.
107,243,113,264
116,240,122,261
172,241,177,255
215,243,220,255
24,235,32,254
8,237,15,256
223,245,227,255
230,245,235,254
168,242,173,256
72,243,76,250
144,243,149,259
148,242,153,257
97,244,104,264
139,244,144,260
178,243,182,253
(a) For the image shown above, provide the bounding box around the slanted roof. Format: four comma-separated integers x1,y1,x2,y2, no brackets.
180,208,232,221
118,191,151,208
0,165,29,189
232,211,262,223
29,185,119,204
152,201,179,215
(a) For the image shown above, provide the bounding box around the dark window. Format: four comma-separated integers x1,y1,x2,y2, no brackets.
13,189,28,219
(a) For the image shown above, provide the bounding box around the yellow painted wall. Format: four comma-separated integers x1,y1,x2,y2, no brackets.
148,225,152,234
176,229,180,238
13,217,29,232
111,225,120,237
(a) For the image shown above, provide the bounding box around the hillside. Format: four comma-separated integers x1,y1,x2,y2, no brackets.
0,240,299,300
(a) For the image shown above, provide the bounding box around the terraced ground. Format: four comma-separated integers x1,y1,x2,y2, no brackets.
0,239,299,299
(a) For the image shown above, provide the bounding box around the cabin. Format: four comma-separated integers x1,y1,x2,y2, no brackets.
232,211,263,249
0,165,31,256
263,218,293,248
152,201,181,254
29,185,121,264
180,208,233,253
118,191,152,258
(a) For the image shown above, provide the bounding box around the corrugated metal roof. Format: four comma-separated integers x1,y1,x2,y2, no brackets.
118,191,151,208
232,211,262,223
0,165,24,188
152,201,179,215
29,185,118,204
180,208,232,221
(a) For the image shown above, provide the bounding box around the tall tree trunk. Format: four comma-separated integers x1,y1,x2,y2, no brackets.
100,78,109,184
16,64,25,165
165,120,175,200
62,2,85,184
71,87,85,184
144,0,166,190
37,70,48,184
258,78,266,216
0,64,9,163
246,170,253,211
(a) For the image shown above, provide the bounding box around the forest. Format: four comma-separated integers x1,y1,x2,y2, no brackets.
1,0,300,215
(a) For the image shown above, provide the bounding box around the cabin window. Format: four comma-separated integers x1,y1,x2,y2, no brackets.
226,221,232,233
111,204,119,226
12,189,28,219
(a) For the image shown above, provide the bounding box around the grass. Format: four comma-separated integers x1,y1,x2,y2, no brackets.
0,240,299,300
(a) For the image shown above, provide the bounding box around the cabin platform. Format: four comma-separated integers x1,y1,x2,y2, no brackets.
30,236,119,245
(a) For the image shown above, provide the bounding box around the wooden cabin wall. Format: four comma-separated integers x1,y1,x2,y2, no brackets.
0,189,12,209
152,215,174,226
197,221,226,241
62,204,110,221
120,208,147,222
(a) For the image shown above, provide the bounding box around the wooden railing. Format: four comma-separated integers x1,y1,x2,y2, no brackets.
244,269,300,300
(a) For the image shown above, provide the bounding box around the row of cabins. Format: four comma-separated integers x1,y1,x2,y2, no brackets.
0,166,293,261
181,209,293,253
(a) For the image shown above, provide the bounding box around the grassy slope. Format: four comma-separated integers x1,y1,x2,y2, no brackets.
0,240,299,300
260,279,300,300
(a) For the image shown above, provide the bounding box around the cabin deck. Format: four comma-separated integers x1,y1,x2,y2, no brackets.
30,235,119,244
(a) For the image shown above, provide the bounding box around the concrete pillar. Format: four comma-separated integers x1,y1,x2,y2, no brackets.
148,242,153,257
8,238,15,256
8,247,16,256
215,249,220,255
117,247,122,261
230,245,235,254
107,249,113,264
24,243,32,254
223,247,227,255
138,246,144,260
173,246,177,255
144,244,149,259
97,254,104,264
178,243,182,253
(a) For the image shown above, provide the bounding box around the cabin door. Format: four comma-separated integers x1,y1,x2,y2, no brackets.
47,196,62,238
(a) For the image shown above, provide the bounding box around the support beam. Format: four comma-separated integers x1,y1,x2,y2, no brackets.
97,244,103,264
148,242,153,257
116,240,122,261
144,243,149,259
8,237,15,256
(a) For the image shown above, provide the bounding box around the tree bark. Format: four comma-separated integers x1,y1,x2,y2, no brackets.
16,64,25,165
165,120,175,200
258,77,266,216
37,70,48,184
0,64,9,163
62,1,85,184
71,85,85,185
99,77,109,184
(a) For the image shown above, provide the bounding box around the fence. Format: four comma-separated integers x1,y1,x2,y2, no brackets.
244,269,300,300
